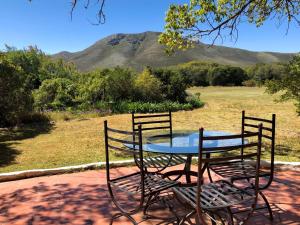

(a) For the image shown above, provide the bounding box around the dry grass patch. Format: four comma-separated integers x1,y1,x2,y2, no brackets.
0,86,299,173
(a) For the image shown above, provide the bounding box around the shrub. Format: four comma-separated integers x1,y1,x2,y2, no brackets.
19,112,51,124
242,79,257,87
186,96,204,108
93,100,204,114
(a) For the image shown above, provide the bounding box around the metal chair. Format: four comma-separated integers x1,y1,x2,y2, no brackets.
173,125,263,225
104,120,178,225
207,111,276,220
207,111,276,189
131,110,186,174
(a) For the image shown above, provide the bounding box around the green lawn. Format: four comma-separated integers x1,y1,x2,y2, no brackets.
0,86,299,173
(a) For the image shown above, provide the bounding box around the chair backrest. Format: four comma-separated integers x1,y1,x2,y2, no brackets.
197,125,263,210
131,110,172,135
104,120,144,185
242,111,276,178
131,111,173,171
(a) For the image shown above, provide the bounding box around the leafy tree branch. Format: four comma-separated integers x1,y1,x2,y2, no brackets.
159,0,300,53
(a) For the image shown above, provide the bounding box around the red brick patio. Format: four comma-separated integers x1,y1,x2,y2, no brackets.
0,167,299,225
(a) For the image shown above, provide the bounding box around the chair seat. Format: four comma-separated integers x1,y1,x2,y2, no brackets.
209,160,270,181
110,172,178,196
173,180,255,210
143,154,186,169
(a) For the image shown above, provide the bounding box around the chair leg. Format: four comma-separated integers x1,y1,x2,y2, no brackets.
110,212,138,225
209,211,226,225
226,207,234,225
179,210,196,225
259,191,273,221
207,167,214,183
143,193,159,216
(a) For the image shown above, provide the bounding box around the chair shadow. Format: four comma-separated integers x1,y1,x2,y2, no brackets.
0,122,54,167
0,178,299,225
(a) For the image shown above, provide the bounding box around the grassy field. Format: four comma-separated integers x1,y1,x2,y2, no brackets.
0,87,299,173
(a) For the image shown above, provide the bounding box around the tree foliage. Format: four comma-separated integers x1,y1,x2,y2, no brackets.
34,78,77,110
0,57,33,126
208,65,247,86
152,68,188,103
171,61,248,86
76,69,106,106
266,55,300,115
159,0,300,53
4,46,45,90
104,67,135,102
134,68,163,102
246,63,287,85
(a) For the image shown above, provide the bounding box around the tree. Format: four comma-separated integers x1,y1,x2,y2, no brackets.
134,68,163,102
4,46,45,90
34,78,78,110
158,0,300,53
76,69,106,106
208,65,247,86
104,67,135,102
246,63,287,85
266,54,300,115
0,57,33,126
152,69,188,103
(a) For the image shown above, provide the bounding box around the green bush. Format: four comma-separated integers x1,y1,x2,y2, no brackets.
186,95,205,108
93,99,204,114
34,78,78,110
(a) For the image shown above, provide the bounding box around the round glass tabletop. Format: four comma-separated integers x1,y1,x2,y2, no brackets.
125,130,244,155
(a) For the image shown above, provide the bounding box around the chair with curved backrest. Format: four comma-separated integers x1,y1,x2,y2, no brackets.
173,125,263,225
207,111,275,220
104,120,178,225
131,110,186,175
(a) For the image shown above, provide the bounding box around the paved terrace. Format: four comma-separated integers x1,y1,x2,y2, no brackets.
0,167,299,225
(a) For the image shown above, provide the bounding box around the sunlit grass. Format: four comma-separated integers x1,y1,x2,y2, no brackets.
0,86,299,173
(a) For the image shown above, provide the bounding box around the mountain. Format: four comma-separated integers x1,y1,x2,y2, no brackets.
53,31,294,71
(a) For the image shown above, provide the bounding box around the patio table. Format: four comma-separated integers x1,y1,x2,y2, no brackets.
126,130,245,184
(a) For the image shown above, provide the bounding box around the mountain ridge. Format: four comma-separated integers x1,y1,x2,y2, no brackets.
53,31,294,71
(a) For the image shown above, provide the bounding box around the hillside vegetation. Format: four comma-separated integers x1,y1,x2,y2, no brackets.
3,46,290,128
53,32,294,71
0,87,299,173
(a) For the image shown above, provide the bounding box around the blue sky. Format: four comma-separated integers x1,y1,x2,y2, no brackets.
0,0,299,54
